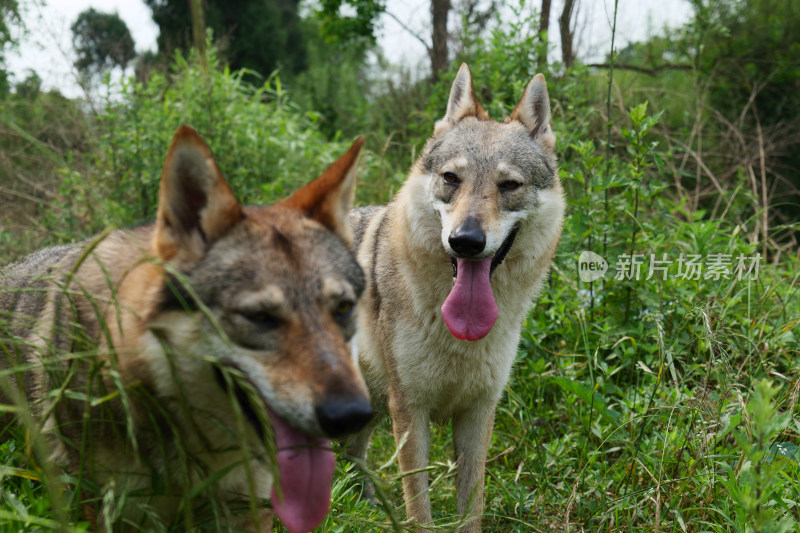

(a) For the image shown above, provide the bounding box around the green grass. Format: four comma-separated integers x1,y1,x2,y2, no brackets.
1,207,798,531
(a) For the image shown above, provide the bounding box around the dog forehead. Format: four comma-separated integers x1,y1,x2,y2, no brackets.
242,204,363,286
240,206,341,261
425,120,554,184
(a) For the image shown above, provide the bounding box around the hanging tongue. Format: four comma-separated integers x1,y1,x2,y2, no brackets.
441,257,498,341
268,409,335,533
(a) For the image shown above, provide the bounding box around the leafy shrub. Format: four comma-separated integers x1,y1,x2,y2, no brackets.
44,45,351,241
0,88,90,263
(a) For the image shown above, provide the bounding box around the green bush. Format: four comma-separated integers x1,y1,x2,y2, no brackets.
44,45,351,241
0,88,90,263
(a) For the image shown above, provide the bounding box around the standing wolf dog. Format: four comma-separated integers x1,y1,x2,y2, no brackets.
348,65,565,531
0,126,372,533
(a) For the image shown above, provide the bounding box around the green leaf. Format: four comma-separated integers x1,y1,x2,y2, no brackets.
551,377,620,425
628,101,649,127
770,441,799,464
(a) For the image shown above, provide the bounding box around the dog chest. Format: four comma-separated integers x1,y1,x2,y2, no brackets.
389,322,518,418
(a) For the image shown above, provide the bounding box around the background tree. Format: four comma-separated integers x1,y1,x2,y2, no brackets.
430,0,450,80
321,0,494,80
71,8,136,79
14,68,39,99
0,0,22,95
537,0,551,68
292,18,373,138
144,0,307,78
558,0,575,67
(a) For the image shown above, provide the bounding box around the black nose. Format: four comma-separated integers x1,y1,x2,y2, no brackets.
316,395,373,438
449,217,486,257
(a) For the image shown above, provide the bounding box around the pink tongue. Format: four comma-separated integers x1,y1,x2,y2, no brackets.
268,409,335,533
441,257,498,341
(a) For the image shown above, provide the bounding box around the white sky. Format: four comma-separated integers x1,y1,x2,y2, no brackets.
6,0,692,98
7,1,158,96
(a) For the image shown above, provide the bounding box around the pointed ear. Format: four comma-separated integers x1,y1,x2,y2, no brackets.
154,125,242,264
281,137,364,245
438,64,488,127
509,73,555,150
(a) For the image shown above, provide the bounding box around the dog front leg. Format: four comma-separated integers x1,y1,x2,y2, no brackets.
453,404,495,533
390,394,433,529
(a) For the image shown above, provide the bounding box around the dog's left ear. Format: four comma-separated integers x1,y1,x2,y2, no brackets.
510,74,555,150
154,125,242,264
281,137,364,245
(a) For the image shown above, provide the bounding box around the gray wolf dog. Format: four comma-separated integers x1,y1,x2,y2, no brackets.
0,126,372,533
347,64,565,531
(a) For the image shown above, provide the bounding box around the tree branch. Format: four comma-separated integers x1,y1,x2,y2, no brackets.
385,11,431,53
587,62,692,75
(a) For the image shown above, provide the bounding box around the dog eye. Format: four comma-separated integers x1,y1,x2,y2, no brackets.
499,180,522,191
442,172,460,185
334,300,355,320
240,311,280,330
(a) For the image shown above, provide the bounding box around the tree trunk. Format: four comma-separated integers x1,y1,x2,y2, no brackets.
537,0,551,69
189,0,207,69
559,0,575,68
430,0,451,81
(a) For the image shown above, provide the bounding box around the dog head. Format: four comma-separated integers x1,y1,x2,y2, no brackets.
412,65,562,341
144,126,369,532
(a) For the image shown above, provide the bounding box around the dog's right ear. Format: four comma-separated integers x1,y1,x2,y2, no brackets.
436,64,489,132
154,125,242,265
281,137,364,246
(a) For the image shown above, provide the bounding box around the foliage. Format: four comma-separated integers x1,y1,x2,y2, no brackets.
0,87,90,263
0,0,19,47
723,380,797,532
12,68,38,98
289,18,373,140
688,0,800,228
0,0,21,95
71,8,136,79
144,0,307,79
317,0,384,46
686,0,800,125
43,44,356,244
1,1,799,531
617,0,800,235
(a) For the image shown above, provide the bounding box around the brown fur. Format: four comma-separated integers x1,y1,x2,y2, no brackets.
0,126,370,532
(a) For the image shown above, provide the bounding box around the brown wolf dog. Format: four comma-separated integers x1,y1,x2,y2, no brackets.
348,65,565,531
0,126,372,533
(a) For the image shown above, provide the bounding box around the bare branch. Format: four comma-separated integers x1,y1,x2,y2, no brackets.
587,63,692,75
385,11,431,54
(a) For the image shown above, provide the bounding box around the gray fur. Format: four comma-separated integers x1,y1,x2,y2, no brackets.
347,65,565,533
421,118,556,191
349,206,384,252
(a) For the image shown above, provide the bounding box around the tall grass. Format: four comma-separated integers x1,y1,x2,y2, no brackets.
0,251,289,531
